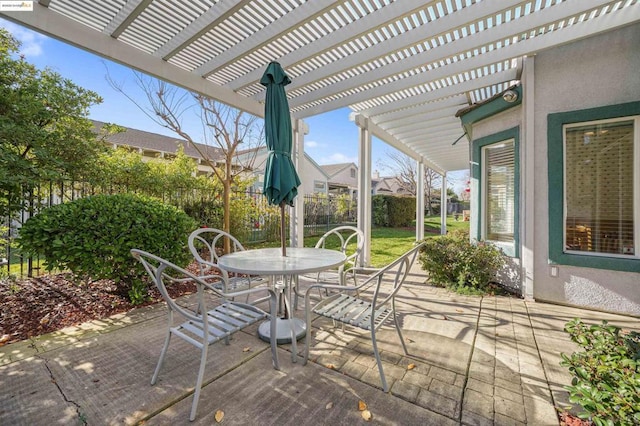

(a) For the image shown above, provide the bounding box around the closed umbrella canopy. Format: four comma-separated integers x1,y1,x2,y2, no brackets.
261,61,301,207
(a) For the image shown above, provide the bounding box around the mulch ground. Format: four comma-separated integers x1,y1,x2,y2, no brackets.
0,271,196,346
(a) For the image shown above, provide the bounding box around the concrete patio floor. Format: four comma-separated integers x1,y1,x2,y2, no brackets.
1,265,638,425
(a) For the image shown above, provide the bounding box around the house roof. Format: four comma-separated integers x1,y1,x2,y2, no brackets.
93,120,224,161
321,163,357,178
6,2,638,173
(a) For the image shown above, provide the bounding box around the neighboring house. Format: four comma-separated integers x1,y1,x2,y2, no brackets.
95,121,332,196
321,162,358,196
457,24,640,315
371,171,408,196
93,120,227,175
321,164,408,197
248,146,330,196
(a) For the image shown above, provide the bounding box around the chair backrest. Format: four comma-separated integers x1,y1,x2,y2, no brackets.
361,243,424,309
188,228,245,275
315,226,364,268
131,249,223,323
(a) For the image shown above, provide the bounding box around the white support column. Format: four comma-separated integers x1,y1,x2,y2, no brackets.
416,160,425,241
522,56,535,300
290,119,307,248
441,172,448,235
355,116,372,267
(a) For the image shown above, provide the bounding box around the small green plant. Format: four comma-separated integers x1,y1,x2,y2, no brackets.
18,193,197,304
560,319,640,426
418,229,505,294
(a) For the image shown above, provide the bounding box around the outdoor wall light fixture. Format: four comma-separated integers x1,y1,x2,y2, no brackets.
502,90,518,103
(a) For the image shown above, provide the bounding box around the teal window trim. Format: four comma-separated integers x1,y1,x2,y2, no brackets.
471,127,520,258
547,101,640,272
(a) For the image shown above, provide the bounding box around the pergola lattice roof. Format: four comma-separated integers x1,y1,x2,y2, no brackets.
3,0,639,172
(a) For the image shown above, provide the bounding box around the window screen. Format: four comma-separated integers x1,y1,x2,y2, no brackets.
564,119,635,256
483,139,515,243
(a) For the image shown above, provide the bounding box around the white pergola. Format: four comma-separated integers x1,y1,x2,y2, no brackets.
3,0,639,263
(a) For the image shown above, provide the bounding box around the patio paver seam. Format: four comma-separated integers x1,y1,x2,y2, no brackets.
459,294,484,424
523,299,559,422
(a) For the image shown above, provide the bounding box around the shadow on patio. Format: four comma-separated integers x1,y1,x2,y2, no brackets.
1,265,638,425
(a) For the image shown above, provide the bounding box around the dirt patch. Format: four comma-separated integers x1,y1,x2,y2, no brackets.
0,271,196,346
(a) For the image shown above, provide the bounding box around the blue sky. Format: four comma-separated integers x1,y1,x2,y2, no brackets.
2,18,466,189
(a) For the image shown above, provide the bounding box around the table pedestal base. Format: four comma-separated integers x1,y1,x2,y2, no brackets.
258,318,306,344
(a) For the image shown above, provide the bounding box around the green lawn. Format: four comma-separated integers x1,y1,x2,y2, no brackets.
248,215,469,268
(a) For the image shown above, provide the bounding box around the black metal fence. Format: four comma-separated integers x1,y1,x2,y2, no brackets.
1,183,357,278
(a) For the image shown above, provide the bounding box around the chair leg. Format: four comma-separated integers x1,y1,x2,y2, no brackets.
392,304,409,355
189,344,209,422
151,331,172,385
303,298,312,365
370,330,389,392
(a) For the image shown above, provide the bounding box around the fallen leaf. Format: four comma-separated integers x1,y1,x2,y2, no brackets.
405,337,414,343
442,315,448,320
361,409,372,421
358,400,367,411
456,309,463,312
242,347,251,352
326,363,335,369
214,410,224,423
325,402,333,409
407,363,416,370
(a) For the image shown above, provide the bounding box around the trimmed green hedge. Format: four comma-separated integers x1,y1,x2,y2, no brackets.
372,194,415,227
18,193,197,304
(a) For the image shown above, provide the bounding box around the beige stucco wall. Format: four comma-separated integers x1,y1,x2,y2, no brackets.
529,23,640,315
331,164,358,190
253,149,328,195
468,23,640,315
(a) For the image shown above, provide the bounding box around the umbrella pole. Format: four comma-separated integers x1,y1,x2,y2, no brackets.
280,202,286,257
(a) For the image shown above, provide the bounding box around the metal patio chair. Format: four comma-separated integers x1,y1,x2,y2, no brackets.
188,228,270,304
131,249,279,422
295,226,364,309
302,243,424,392
313,226,364,286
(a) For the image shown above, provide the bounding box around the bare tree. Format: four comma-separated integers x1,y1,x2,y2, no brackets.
107,70,264,251
376,150,442,214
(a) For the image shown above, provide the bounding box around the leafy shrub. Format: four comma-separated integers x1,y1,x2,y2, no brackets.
418,230,505,294
18,193,197,304
560,319,640,426
372,195,416,227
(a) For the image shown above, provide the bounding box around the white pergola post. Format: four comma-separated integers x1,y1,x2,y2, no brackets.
522,56,535,300
356,116,372,267
290,119,307,248
416,160,425,241
441,172,448,235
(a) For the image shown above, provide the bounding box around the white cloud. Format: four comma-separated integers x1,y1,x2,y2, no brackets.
2,21,46,57
305,140,319,148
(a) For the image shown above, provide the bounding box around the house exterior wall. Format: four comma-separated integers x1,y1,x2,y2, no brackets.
467,23,640,315
252,149,328,195
301,158,329,195
528,23,640,315
331,165,358,190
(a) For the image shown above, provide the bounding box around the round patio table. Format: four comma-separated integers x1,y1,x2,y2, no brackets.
217,247,346,361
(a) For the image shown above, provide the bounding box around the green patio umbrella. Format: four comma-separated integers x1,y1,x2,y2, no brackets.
261,61,301,256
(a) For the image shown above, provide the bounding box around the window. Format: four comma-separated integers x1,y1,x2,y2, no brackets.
350,168,356,178
564,118,637,257
548,101,640,271
314,180,326,192
483,139,515,244
472,127,519,257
